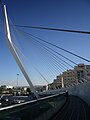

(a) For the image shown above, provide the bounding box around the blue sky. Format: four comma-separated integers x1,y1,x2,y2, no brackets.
0,0,90,86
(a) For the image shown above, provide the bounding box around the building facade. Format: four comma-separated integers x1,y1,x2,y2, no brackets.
48,64,90,90
62,69,77,87
74,64,90,82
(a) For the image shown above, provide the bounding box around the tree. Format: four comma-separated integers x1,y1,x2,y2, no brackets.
26,88,31,94
0,87,4,94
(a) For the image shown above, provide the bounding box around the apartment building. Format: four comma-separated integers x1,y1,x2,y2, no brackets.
48,64,90,90
62,69,77,87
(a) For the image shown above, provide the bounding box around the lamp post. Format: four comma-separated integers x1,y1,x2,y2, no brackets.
17,74,19,88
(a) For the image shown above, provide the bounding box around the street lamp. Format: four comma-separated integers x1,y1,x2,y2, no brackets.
17,74,19,87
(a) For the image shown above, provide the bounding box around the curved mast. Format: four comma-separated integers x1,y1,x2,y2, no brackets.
1,3,39,99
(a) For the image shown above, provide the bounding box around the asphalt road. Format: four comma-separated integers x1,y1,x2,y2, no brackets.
51,95,90,120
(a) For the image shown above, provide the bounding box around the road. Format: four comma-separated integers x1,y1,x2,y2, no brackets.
51,95,90,120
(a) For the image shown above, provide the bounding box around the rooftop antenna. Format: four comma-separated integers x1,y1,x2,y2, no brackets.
0,1,39,99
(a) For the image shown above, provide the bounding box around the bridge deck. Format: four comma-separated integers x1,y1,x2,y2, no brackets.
0,92,68,120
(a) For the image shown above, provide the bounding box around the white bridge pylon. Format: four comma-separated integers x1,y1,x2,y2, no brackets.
3,4,39,99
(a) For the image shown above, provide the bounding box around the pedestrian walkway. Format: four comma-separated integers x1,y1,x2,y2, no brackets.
51,95,90,120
